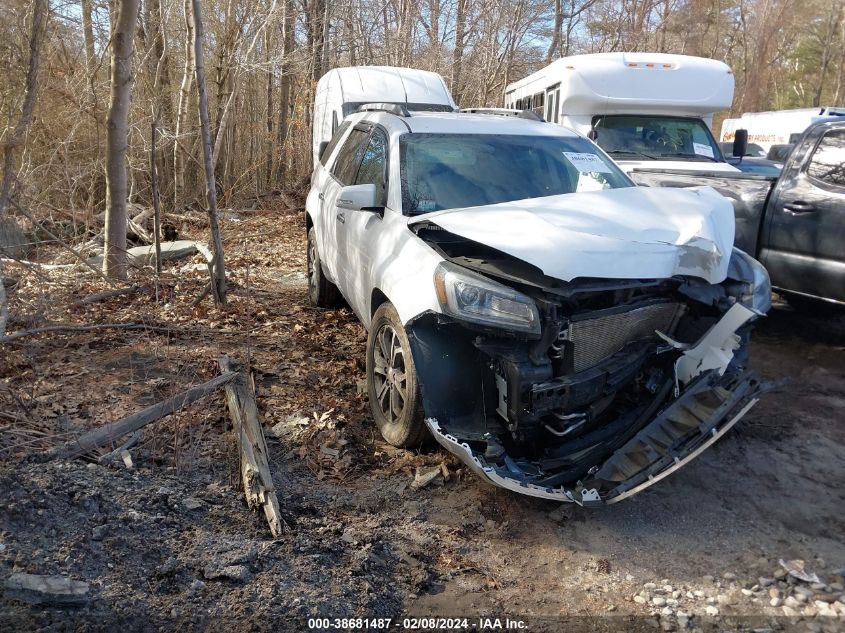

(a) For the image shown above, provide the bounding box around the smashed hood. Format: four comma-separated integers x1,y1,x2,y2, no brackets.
409,186,735,284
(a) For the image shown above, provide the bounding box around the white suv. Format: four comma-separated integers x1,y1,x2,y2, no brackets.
305,106,771,505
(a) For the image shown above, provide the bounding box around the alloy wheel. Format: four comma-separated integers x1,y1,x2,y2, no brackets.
371,323,408,423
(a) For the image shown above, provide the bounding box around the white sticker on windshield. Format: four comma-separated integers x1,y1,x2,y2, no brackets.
693,142,715,158
563,152,613,173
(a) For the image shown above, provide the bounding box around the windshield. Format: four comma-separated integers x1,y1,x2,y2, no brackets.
400,134,632,214
592,115,725,162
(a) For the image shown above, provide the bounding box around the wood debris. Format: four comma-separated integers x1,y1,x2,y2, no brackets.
4,573,89,606
219,355,286,537
52,371,238,459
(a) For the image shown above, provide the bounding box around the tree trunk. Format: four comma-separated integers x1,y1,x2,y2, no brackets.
545,0,563,63
150,120,162,275
451,0,467,105
192,0,226,305
309,0,326,81
173,0,195,213
81,0,96,73
103,0,140,280
146,0,174,209
0,0,48,217
275,0,295,184
264,27,274,188
835,5,845,104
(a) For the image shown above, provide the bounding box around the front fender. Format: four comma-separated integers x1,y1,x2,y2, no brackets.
361,217,444,330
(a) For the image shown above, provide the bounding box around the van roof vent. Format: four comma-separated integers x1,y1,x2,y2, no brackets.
357,103,411,117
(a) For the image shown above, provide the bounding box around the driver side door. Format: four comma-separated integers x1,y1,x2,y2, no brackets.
761,123,845,302
339,126,390,320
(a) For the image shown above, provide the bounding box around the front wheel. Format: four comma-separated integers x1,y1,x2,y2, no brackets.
366,303,427,447
307,226,340,307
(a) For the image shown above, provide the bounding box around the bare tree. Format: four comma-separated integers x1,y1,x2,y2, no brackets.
274,0,296,182
192,0,227,304
546,0,563,62
103,0,141,280
451,0,469,103
174,0,196,213
0,0,48,217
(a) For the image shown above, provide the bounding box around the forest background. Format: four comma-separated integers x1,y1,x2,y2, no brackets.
0,0,842,284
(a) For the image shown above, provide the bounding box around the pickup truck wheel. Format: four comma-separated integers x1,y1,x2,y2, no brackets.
307,227,340,307
366,303,426,448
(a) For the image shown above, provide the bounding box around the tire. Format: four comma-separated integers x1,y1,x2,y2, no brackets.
307,226,341,307
366,303,427,447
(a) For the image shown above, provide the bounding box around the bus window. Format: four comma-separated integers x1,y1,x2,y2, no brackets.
554,89,560,123
533,93,544,117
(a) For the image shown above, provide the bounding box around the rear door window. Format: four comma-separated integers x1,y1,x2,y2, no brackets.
332,128,370,184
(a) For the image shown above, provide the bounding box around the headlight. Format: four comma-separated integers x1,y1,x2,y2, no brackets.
433,261,541,336
726,248,771,314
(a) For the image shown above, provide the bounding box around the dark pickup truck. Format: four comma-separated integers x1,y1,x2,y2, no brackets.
631,119,845,306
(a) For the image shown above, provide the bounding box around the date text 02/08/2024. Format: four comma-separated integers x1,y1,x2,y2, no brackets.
306,617,528,630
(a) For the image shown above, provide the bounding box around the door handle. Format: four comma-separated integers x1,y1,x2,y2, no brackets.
783,200,815,214
318,192,325,201
336,211,345,224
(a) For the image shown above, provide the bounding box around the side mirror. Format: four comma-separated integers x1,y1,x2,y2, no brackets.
318,141,329,160
732,129,748,158
588,128,598,141
336,184,377,211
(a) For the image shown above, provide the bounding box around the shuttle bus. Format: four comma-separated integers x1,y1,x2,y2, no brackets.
504,53,740,173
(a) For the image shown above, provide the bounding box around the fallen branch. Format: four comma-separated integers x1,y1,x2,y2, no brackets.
11,199,116,285
127,216,152,244
0,321,180,343
53,371,238,459
219,355,285,537
74,286,143,306
97,429,143,464
0,257,76,270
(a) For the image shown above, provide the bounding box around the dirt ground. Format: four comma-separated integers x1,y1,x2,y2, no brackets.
1,210,843,632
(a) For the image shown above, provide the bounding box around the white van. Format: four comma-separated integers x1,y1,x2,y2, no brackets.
720,107,845,153
504,53,740,173
312,66,456,164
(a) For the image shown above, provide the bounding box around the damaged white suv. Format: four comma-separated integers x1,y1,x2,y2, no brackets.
305,105,771,505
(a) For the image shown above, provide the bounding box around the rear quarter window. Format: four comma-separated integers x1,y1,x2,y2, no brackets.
320,121,351,167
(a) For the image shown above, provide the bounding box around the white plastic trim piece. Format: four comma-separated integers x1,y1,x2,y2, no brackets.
675,302,756,384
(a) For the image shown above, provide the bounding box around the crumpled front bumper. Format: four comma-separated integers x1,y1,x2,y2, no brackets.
425,369,761,505
425,303,764,506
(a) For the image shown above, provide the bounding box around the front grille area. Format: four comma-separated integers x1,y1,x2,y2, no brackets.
560,302,681,373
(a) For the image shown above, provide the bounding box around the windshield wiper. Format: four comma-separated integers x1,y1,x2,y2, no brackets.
660,152,720,162
606,149,660,160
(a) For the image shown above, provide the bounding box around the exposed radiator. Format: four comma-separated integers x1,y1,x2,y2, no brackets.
560,302,681,373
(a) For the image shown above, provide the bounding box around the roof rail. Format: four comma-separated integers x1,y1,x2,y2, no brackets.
357,103,411,117
459,107,521,117
517,110,545,122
